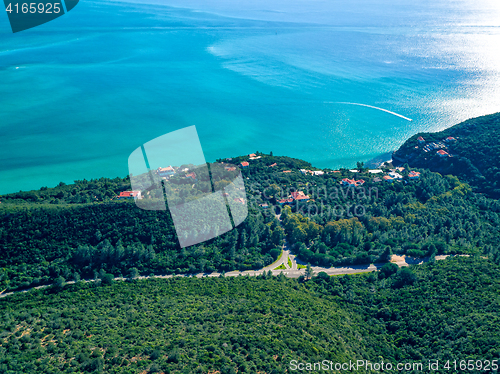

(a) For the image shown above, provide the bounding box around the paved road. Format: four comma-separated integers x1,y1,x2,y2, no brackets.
263,249,290,271
0,255,461,299
262,240,294,271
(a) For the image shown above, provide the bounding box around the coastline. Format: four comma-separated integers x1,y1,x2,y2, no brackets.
364,151,394,168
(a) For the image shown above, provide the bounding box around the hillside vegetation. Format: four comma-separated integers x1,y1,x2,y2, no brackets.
2,149,500,291
393,112,500,197
1,257,499,373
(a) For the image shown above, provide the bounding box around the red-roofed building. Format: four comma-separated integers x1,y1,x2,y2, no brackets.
445,136,456,142
269,163,277,167
277,198,294,205
186,172,197,181
437,150,449,157
341,178,365,187
291,191,310,201
409,171,421,179
417,136,425,144
116,191,142,200
278,191,310,205
283,170,292,173
157,166,175,178
341,178,355,186
383,176,394,183
249,153,257,157
241,161,249,168
294,195,309,201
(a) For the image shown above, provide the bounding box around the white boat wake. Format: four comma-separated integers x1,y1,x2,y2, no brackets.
325,101,413,122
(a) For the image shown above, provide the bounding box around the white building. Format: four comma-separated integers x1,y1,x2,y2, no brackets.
388,172,403,179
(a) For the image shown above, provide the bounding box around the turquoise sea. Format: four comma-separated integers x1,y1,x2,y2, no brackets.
1,0,499,194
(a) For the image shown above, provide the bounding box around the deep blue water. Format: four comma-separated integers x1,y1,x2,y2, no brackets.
0,0,499,194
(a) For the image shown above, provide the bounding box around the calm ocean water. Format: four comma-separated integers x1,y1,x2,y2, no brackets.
0,0,499,194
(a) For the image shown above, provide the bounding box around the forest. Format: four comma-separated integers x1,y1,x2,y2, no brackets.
0,202,282,291
0,256,499,373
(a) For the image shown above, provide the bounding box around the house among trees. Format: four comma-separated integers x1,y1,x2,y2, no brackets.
437,149,450,157
157,166,175,178
424,142,446,152
383,175,394,183
291,191,310,201
444,136,457,142
241,161,249,168
388,171,403,179
116,191,142,200
417,136,425,144
185,172,197,181
269,163,277,167
277,197,294,205
340,178,365,187
277,191,310,205
249,153,256,157
409,171,421,179
300,169,324,176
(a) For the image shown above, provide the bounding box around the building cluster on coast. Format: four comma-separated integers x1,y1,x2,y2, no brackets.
240,152,424,184
340,166,420,184
157,165,196,180
236,152,425,211
116,150,425,204
417,135,457,158
116,164,199,201
117,161,247,205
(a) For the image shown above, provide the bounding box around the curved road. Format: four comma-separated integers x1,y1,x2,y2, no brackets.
0,254,457,299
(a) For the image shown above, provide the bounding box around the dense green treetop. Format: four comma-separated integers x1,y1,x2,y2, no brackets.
0,257,498,373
